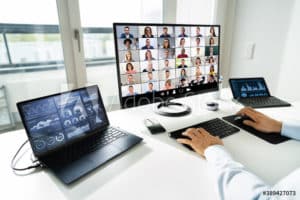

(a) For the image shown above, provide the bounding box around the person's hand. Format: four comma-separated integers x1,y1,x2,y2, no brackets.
237,107,282,133
177,128,223,158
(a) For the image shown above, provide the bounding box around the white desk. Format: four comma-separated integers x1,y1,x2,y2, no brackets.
1,89,300,200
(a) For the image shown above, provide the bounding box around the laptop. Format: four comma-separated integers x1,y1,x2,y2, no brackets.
229,77,291,108
17,85,143,184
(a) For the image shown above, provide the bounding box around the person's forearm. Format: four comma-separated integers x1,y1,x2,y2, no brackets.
281,121,300,140
204,145,270,200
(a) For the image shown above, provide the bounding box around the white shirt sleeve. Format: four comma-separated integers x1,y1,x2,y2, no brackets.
281,121,300,140
204,145,300,200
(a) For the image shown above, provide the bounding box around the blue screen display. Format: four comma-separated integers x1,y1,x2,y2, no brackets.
230,78,270,98
19,86,107,155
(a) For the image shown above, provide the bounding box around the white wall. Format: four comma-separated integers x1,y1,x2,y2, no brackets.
229,0,295,95
176,0,215,24
214,0,236,87
276,0,300,101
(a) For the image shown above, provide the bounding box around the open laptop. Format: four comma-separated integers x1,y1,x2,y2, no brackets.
17,85,143,184
229,77,291,108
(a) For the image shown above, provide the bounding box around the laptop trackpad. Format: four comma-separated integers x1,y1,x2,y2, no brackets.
51,145,121,184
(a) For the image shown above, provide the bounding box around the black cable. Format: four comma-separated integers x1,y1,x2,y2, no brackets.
11,140,43,171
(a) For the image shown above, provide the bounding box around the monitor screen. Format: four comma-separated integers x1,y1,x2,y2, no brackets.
230,78,270,99
17,85,108,156
113,23,220,108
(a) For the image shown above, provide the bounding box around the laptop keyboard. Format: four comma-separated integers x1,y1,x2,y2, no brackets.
89,127,127,151
169,118,240,140
239,96,283,106
49,127,127,163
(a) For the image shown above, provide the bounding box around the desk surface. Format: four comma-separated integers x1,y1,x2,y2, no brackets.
1,89,300,200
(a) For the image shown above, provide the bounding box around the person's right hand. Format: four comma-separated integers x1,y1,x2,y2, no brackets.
237,107,282,133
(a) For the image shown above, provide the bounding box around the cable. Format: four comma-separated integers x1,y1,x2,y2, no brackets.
11,140,43,171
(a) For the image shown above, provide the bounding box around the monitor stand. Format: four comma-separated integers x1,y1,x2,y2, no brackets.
154,100,191,117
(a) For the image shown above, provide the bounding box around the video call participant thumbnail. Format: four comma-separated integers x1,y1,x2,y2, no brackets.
177,48,188,58
161,59,171,70
142,61,156,72
209,37,215,46
179,38,186,48
125,63,136,74
142,26,154,38
194,57,201,67
126,74,136,85
120,26,134,39
144,50,155,61
205,46,219,56
195,26,203,37
178,27,188,37
160,27,171,38
146,71,156,82
195,37,201,47
209,65,216,76
162,49,173,59
209,26,217,37
178,78,189,88
165,70,171,80
163,79,174,90
177,58,188,68
179,68,188,80
146,82,156,93
162,38,171,48
194,47,202,57
123,38,133,50
207,74,217,83
127,85,138,96
124,50,134,62
141,39,154,50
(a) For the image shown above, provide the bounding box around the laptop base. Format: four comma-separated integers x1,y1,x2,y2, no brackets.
237,96,291,108
41,131,142,184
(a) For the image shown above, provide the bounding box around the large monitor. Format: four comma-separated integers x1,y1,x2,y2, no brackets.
113,23,220,109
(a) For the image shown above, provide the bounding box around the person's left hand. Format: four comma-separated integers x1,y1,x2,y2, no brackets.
177,128,223,158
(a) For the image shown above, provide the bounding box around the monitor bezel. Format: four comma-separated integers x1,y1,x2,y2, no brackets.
16,85,110,157
113,22,221,108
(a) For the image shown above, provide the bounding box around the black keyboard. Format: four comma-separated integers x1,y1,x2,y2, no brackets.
169,118,239,150
48,127,127,163
238,96,291,108
91,127,127,149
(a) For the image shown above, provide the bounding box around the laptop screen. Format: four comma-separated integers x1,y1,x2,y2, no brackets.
229,78,270,99
17,85,109,156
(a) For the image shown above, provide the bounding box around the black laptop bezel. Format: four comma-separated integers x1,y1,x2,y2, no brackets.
17,85,110,158
229,77,271,99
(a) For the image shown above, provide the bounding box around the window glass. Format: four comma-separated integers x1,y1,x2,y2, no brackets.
0,0,67,128
79,0,163,108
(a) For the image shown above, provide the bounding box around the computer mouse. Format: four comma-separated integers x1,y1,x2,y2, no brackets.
233,115,253,124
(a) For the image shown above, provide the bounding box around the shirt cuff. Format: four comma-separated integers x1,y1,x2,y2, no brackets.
204,145,233,163
281,121,300,140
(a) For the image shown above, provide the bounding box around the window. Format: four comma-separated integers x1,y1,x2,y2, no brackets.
6,33,63,64
0,0,67,124
0,34,9,64
79,0,163,107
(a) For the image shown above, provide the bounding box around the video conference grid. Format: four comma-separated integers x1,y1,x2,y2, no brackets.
115,25,220,97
